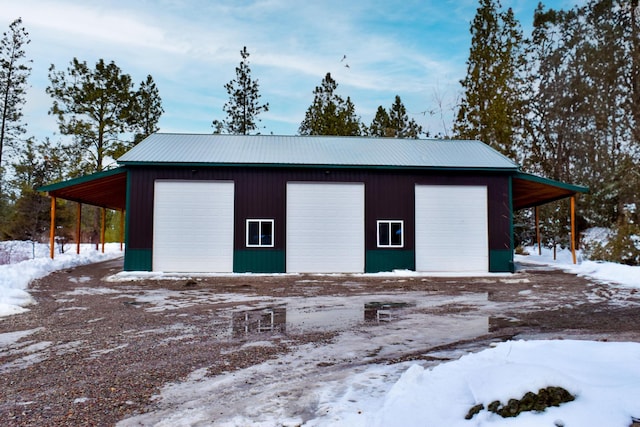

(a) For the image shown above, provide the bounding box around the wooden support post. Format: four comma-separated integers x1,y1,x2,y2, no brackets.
535,206,541,255
49,196,56,259
570,195,577,264
76,202,82,255
119,210,125,252
101,207,106,254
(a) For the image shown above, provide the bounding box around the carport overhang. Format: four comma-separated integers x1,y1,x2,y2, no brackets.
38,167,128,259
38,167,128,211
511,172,589,265
512,172,588,211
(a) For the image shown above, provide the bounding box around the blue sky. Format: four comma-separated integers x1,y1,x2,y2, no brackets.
2,0,582,142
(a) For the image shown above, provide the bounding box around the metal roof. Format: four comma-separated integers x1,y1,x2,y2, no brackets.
37,143,588,213
118,134,520,170
38,167,127,211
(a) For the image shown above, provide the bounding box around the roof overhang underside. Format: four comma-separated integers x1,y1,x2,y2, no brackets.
38,167,127,211
512,172,588,211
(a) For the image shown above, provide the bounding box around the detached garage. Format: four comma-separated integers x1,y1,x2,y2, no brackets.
41,134,588,274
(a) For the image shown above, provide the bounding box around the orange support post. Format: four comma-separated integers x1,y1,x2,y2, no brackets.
101,208,106,254
570,195,577,264
49,196,56,259
76,202,82,255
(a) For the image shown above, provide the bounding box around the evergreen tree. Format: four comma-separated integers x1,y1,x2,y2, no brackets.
369,106,392,137
130,75,163,145
212,46,269,135
47,58,163,173
0,18,31,174
631,0,640,146
369,96,422,138
5,138,68,241
299,72,361,136
454,0,527,160
526,1,639,227
388,95,422,138
47,58,137,174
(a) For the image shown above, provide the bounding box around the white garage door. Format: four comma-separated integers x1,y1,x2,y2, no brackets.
153,180,234,272
287,182,364,273
415,185,488,272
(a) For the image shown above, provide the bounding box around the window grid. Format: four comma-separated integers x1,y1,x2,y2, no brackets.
246,219,274,247
377,220,404,248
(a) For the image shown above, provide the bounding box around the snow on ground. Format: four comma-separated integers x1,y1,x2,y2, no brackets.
516,245,640,288
119,337,640,427
0,241,123,317
2,240,640,425
364,340,640,427
117,247,640,427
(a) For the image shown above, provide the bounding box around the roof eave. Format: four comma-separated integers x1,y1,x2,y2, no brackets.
38,167,127,193
118,161,519,172
513,172,589,194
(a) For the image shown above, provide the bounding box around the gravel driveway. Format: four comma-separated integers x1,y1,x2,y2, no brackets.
2,257,640,426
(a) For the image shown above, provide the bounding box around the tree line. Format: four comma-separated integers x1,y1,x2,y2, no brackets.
1,1,638,264
0,18,164,244
455,0,640,264
212,47,423,138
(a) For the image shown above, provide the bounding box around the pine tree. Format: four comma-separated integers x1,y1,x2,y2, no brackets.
454,0,527,160
130,75,163,145
47,58,136,174
526,1,638,227
5,138,68,241
212,46,269,135
369,96,422,138
631,0,640,146
0,18,31,174
388,95,422,138
299,72,361,136
369,106,393,137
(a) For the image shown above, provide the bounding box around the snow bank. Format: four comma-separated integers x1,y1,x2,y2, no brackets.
369,340,640,427
0,241,123,318
517,246,640,288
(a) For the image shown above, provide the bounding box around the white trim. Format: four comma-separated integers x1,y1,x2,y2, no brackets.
246,219,275,248
376,220,404,248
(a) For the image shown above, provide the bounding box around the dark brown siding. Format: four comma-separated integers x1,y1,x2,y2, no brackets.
126,166,511,256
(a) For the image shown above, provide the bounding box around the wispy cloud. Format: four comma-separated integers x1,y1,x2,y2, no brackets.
1,0,577,138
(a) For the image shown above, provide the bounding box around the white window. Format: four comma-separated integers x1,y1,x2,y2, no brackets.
377,220,404,248
246,219,274,247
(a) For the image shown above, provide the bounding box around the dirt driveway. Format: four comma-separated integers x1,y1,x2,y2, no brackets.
2,257,640,426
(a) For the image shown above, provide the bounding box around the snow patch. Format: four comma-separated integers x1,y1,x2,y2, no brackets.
0,241,123,317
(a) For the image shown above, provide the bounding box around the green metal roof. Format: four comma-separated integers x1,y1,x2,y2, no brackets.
118,134,520,170
37,136,589,212
38,167,128,210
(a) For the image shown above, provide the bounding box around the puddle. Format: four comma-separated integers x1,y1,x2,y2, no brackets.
229,293,489,339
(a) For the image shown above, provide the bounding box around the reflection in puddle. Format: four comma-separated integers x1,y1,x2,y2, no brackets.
232,302,408,336
225,293,494,364
230,294,488,336
364,302,412,323
232,306,286,337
